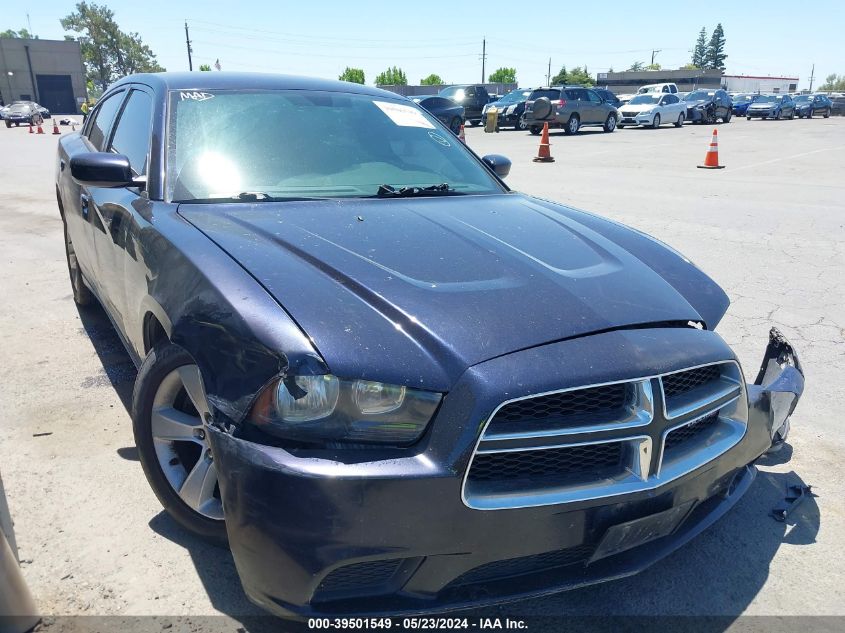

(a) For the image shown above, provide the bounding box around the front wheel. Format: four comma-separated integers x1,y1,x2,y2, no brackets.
516,114,528,131
651,113,661,129
674,113,685,127
788,110,794,120
133,343,228,546
823,109,830,118
603,114,617,132
4,121,10,128
563,115,580,135
723,111,732,123
529,125,542,135
775,110,782,120
747,116,752,121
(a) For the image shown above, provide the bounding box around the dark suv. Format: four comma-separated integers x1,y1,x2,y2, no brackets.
793,94,832,118
524,86,619,135
439,85,492,126
682,89,732,124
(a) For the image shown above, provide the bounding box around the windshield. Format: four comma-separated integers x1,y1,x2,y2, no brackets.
755,95,777,103
439,86,466,100
684,90,714,101
497,90,531,105
166,90,503,202
733,94,753,103
628,95,660,105
9,104,30,112
793,95,810,103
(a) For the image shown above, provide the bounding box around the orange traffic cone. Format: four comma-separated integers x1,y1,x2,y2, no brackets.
28,123,33,134
458,123,466,144
697,128,725,169
533,122,554,163
36,123,45,134
52,120,61,135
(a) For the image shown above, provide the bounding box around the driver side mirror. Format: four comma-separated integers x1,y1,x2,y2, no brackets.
70,152,136,188
482,154,511,179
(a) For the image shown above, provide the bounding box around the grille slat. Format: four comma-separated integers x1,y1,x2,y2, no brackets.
662,365,721,399
492,382,632,428
450,545,594,587
665,412,720,451
469,442,624,484
316,560,402,595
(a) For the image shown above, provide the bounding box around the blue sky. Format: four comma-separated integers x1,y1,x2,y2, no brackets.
14,1,841,89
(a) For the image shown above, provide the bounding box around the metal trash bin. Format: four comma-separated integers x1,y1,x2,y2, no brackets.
0,469,39,633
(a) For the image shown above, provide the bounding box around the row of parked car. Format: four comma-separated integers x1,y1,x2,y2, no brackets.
412,82,835,137
0,100,52,127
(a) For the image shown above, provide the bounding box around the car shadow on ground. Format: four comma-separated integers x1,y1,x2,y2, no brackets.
76,301,137,413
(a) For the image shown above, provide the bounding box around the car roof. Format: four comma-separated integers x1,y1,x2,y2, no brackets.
110,72,400,100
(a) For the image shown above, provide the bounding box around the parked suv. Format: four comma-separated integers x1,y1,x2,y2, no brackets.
439,85,491,126
592,88,622,108
682,89,732,124
524,86,619,135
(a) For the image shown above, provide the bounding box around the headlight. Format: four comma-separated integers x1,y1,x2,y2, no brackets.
696,104,706,110
640,109,653,115
248,374,442,446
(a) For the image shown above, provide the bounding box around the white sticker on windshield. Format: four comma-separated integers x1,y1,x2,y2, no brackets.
180,91,214,101
373,100,435,129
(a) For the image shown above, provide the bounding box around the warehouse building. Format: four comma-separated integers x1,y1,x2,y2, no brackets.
0,37,87,113
722,75,799,94
595,69,724,94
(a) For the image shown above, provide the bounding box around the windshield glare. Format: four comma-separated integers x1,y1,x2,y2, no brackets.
734,94,753,103
439,86,465,100
629,95,660,105
166,90,503,202
497,90,531,104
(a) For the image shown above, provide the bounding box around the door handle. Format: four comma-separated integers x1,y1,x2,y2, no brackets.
80,193,90,220
60,159,66,171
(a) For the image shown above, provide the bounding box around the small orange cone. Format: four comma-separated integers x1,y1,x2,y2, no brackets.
697,128,725,169
28,123,33,134
533,122,554,163
458,123,466,144
52,120,61,135
36,123,45,134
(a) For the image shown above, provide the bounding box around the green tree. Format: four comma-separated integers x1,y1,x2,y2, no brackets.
488,67,516,84
199,63,212,71
0,28,38,39
645,63,662,71
692,27,708,68
706,23,727,70
374,66,407,86
680,63,699,70
61,2,164,93
420,73,443,85
551,65,568,85
567,66,594,86
338,67,365,84
627,61,645,72
818,73,845,91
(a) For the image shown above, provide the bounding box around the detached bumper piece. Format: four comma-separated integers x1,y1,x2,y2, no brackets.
748,327,804,452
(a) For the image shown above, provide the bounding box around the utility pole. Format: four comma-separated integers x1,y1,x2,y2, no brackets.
184,21,193,71
480,38,487,84
808,64,815,92
651,49,661,65
546,58,551,86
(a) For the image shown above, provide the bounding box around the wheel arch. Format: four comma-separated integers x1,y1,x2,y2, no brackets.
141,298,173,356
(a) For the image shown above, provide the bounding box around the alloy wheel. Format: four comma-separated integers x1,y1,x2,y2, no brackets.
151,365,223,520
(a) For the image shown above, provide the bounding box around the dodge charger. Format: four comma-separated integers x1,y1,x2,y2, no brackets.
55,73,804,618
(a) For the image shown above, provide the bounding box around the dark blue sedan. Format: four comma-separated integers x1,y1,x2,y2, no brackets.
55,71,804,619
731,93,761,116
793,94,833,118
411,95,465,133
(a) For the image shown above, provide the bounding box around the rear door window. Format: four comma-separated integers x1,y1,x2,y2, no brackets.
86,90,125,150
530,89,560,101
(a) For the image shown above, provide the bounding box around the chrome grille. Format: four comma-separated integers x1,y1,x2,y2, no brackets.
463,361,746,510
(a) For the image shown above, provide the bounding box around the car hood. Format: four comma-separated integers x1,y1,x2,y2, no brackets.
749,102,777,109
684,99,712,107
621,103,658,112
179,194,722,390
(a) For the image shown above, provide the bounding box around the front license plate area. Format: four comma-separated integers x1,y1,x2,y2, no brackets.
589,500,694,563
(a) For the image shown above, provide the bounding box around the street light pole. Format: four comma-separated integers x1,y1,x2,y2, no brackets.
651,49,661,65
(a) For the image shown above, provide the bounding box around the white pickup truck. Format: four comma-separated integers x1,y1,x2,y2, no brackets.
638,82,679,95
618,92,687,128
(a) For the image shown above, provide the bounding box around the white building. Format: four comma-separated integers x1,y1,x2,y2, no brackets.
722,75,798,94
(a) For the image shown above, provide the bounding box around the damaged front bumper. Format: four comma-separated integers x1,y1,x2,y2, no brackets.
208,327,804,618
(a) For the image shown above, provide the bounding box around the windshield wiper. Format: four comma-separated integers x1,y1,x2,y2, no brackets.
375,183,464,198
174,191,328,204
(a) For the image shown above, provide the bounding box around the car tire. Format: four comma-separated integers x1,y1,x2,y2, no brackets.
651,113,661,129
516,114,528,131
823,109,830,118
747,116,751,121
63,221,94,307
563,114,579,135
603,114,617,132
674,113,685,127
133,342,229,547
775,110,781,120
4,121,10,128
723,111,732,123
529,125,542,135
618,124,625,129
470,119,481,127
